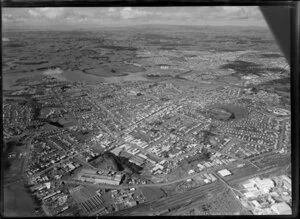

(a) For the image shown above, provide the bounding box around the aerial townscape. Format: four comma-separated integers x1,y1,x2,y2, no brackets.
3,14,291,216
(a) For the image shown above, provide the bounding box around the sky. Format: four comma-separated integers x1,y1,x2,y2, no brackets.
2,7,268,30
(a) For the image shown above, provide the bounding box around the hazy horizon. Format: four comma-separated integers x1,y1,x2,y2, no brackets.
2,23,270,33
3,6,269,31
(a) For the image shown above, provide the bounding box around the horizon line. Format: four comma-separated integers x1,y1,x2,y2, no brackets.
3,23,269,32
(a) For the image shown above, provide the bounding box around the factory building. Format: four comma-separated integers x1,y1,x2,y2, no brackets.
254,178,275,193
217,169,232,177
244,191,260,199
271,202,292,215
78,172,122,186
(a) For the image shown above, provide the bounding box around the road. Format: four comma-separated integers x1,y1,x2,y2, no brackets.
61,154,288,192
61,159,240,189
214,173,245,197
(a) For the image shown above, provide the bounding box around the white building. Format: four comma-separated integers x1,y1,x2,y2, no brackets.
188,170,195,175
243,181,256,189
255,178,275,193
79,173,122,186
218,169,232,177
204,179,211,184
271,202,292,215
251,200,260,208
244,191,259,199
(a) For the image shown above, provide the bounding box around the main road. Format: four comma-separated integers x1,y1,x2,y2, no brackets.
61,155,287,191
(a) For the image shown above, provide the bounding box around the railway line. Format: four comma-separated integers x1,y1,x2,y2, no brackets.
109,181,226,216
105,161,289,216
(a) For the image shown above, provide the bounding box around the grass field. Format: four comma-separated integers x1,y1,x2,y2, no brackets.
140,187,166,202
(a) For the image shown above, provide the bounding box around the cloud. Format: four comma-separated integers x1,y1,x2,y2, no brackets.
2,7,267,28
120,7,133,19
28,9,40,17
63,10,92,22
219,6,263,20
120,7,152,19
2,12,28,23
2,13,14,22
108,7,116,13
222,6,242,13
42,8,65,19
27,8,65,20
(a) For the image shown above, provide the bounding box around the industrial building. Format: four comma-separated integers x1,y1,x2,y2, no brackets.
217,169,232,177
244,191,260,199
254,178,275,193
271,202,292,215
78,170,123,186
243,177,275,193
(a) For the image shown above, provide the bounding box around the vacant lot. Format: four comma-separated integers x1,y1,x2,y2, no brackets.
140,187,166,202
